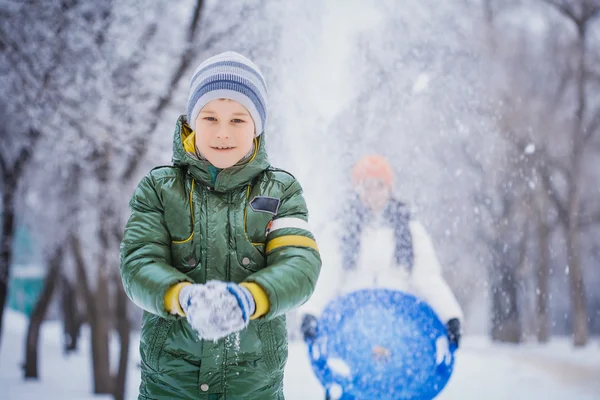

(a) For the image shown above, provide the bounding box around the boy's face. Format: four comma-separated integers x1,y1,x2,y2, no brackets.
356,178,391,212
195,99,256,169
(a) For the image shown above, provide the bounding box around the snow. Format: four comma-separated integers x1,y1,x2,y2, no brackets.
178,281,250,342
2,310,599,399
11,264,46,279
412,73,431,94
524,144,536,155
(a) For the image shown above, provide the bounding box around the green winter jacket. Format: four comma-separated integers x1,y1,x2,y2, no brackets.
120,116,322,399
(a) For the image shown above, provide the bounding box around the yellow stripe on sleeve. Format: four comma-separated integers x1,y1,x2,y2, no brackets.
265,235,319,254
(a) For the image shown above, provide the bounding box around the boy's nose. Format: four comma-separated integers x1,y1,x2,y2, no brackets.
216,126,230,139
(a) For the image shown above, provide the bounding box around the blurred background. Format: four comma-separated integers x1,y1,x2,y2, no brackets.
0,0,599,399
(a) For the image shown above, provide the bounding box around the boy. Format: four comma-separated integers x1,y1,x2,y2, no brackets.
120,51,321,399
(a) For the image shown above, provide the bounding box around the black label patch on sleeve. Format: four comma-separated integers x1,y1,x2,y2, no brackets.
249,196,281,215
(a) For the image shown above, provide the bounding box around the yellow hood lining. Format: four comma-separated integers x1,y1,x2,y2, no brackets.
182,124,196,153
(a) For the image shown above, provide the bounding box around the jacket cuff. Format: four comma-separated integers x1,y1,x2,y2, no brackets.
240,282,270,319
164,282,192,316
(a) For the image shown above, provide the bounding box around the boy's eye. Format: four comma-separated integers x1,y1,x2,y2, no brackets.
232,118,245,123
204,117,217,122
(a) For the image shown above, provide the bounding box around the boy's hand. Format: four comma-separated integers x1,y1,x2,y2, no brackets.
179,281,255,341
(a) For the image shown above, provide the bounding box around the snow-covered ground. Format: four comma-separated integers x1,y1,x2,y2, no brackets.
2,310,599,399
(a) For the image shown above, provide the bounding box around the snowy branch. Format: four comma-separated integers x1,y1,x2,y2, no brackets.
580,209,600,228
543,0,580,21
584,107,600,142
585,67,600,84
0,153,6,181
549,66,572,110
544,0,600,28
120,0,207,182
540,168,568,223
12,128,41,180
110,21,160,96
200,2,261,51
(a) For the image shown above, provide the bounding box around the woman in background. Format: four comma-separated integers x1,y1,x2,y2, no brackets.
301,155,462,350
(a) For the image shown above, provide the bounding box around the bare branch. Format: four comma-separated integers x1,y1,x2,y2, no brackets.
12,128,41,182
461,143,499,220
545,153,570,179
110,21,160,92
112,222,124,245
474,221,496,248
39,13,70,95
544,0,600,28
585,67,600,84
121,0,207,182
543,0,579,22
201,14,250,51
549,65,571,110
579,209,600,228
163,0,207,97
0,24,41,99
582,1,600,24
461,142,485,177
93,1,114,51
584,106,600,142
0,151,7,180
0,19,40,78
540,167,568,224
482,0,495,25
187,0,204,41
473,191,496,218
547,212,562,231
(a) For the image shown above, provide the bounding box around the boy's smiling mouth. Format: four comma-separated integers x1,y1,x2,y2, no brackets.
212,146,236,151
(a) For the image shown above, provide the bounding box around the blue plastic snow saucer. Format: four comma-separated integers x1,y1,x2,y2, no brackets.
305,289,456,400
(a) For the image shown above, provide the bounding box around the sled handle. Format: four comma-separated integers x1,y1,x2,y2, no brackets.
305,335,353,397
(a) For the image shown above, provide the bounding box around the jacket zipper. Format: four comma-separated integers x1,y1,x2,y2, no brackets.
222,191,235,396
226,190,232,282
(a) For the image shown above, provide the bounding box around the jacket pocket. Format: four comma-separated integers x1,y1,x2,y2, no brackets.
170,240,198,273
146,318,174,372
236,241,266,273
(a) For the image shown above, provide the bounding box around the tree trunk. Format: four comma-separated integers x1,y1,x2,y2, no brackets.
112,217,129,400
91,264,112,394
0,188,16,348
535,213,550,343
71,234,112,394
564,16,589,348
89,144,115,395
61,274,81,353
113,276,130,400
24,246,63,378
566,186,588,346
490,257,521,343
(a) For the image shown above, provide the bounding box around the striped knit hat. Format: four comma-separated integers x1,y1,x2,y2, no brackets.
187,51,268,135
